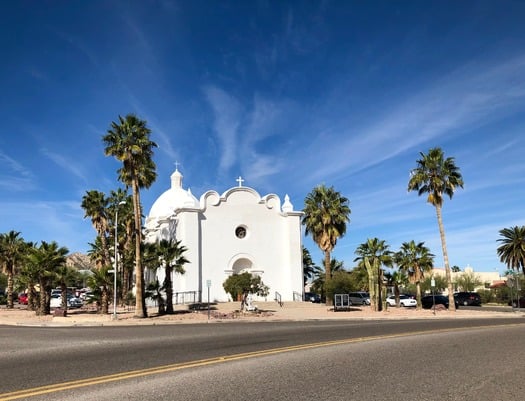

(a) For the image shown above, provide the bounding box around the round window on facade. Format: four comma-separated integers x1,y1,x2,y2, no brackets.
235,226,247,239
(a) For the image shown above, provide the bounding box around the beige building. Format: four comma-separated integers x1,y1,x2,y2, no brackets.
430,265,502,294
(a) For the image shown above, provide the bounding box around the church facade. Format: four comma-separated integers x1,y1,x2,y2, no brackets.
144,169,304,303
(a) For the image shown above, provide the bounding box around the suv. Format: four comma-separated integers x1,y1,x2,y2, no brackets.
348,292,370,305
454,292,481,306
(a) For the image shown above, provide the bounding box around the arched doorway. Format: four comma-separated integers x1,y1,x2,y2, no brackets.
232,258,253,274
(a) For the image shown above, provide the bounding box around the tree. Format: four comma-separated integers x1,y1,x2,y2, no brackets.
302,185,350,305
103,114,158,318
394,241,434,309
302,246,318,287
54,265,79,311
354,238,392,311
156,239,189,314
421,275,447,293
455,271,482,292
223,272,269,307
497,226,525,275
408,147,464,311
384,270,409,306
81,190,111,267
0,231,28,308
86,266,113,314
26,241,68,315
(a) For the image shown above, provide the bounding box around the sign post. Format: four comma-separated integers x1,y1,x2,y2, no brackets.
206,280,211,321
431,278,436,315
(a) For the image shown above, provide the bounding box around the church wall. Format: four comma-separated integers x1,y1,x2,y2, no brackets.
199,191,302,302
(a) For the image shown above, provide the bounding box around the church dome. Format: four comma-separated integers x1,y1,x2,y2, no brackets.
147,169,199,219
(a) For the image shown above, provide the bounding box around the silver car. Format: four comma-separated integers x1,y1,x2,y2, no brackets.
348,292,370,305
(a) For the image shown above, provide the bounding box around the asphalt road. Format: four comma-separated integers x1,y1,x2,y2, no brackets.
1,318,524,400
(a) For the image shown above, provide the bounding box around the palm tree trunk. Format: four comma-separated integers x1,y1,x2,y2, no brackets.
164,266,174,314
416,282,422,309
436,205,456,311
324,250,332,306
132,178,147,318
7,270,14,309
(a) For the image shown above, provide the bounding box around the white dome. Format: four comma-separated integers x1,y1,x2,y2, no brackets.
147,169,199,219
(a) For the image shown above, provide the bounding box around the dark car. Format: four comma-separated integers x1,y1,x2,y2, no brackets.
421,294,457,309
454,292,481,306
304,292,321,303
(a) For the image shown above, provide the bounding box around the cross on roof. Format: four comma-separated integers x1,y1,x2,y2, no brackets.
174,161,180,171
236,176,244,187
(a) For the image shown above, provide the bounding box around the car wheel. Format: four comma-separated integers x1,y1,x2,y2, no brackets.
400,303,405,307
463,300,468,306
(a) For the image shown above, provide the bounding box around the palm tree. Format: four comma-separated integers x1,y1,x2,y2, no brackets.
26,241,68,315
109,189,134,298
54,265,79,311
384,270,409,306
302,246,317,287
0,231,28,308
354,238,392,311
394,241,434,308
408,147,463,311
156,239,189,314
103,114,158,318
81,190,111,267
497,226,525,274
86,266,113,314
302,185,351,305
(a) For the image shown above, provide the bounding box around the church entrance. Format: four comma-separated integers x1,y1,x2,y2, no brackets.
232,257,253,274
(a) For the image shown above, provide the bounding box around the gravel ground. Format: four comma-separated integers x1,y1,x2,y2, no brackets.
1,301,521,326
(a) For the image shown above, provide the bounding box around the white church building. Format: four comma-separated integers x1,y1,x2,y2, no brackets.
144,168,304,304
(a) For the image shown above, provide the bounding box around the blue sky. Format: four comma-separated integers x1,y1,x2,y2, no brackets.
1,1,524,273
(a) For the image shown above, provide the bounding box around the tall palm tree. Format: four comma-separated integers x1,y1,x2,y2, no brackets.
408,147,463,311
497,226,525,274
26,241,68,315
103,114,158,318
394,241,434,309
354,238,392,311
302,185,350,305
81,190,111,267
109,190,134,299
0,231,28,308
156,239,189,314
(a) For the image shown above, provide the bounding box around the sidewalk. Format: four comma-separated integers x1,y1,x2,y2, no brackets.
0,302,522,327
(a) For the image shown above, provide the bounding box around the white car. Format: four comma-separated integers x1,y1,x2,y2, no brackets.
50,294,83,309
386,294,417,307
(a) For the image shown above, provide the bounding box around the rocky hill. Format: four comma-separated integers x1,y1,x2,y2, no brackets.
66,252,95,271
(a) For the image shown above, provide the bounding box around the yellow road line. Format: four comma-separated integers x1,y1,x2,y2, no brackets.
1,322,523,400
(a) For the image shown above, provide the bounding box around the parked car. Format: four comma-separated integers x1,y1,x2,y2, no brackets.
421,294,458,309
304,292,321,303
454,292,481,306
348,292,370,305
18,293,28,305
386,294,417,307
50,294,83,309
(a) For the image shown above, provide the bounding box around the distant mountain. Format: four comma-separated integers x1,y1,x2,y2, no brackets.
66,252,95,271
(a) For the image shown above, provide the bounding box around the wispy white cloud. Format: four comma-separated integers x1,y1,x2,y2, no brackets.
40,148,87,182
203,85,241,172
0,150,36,191
305,54,525,182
